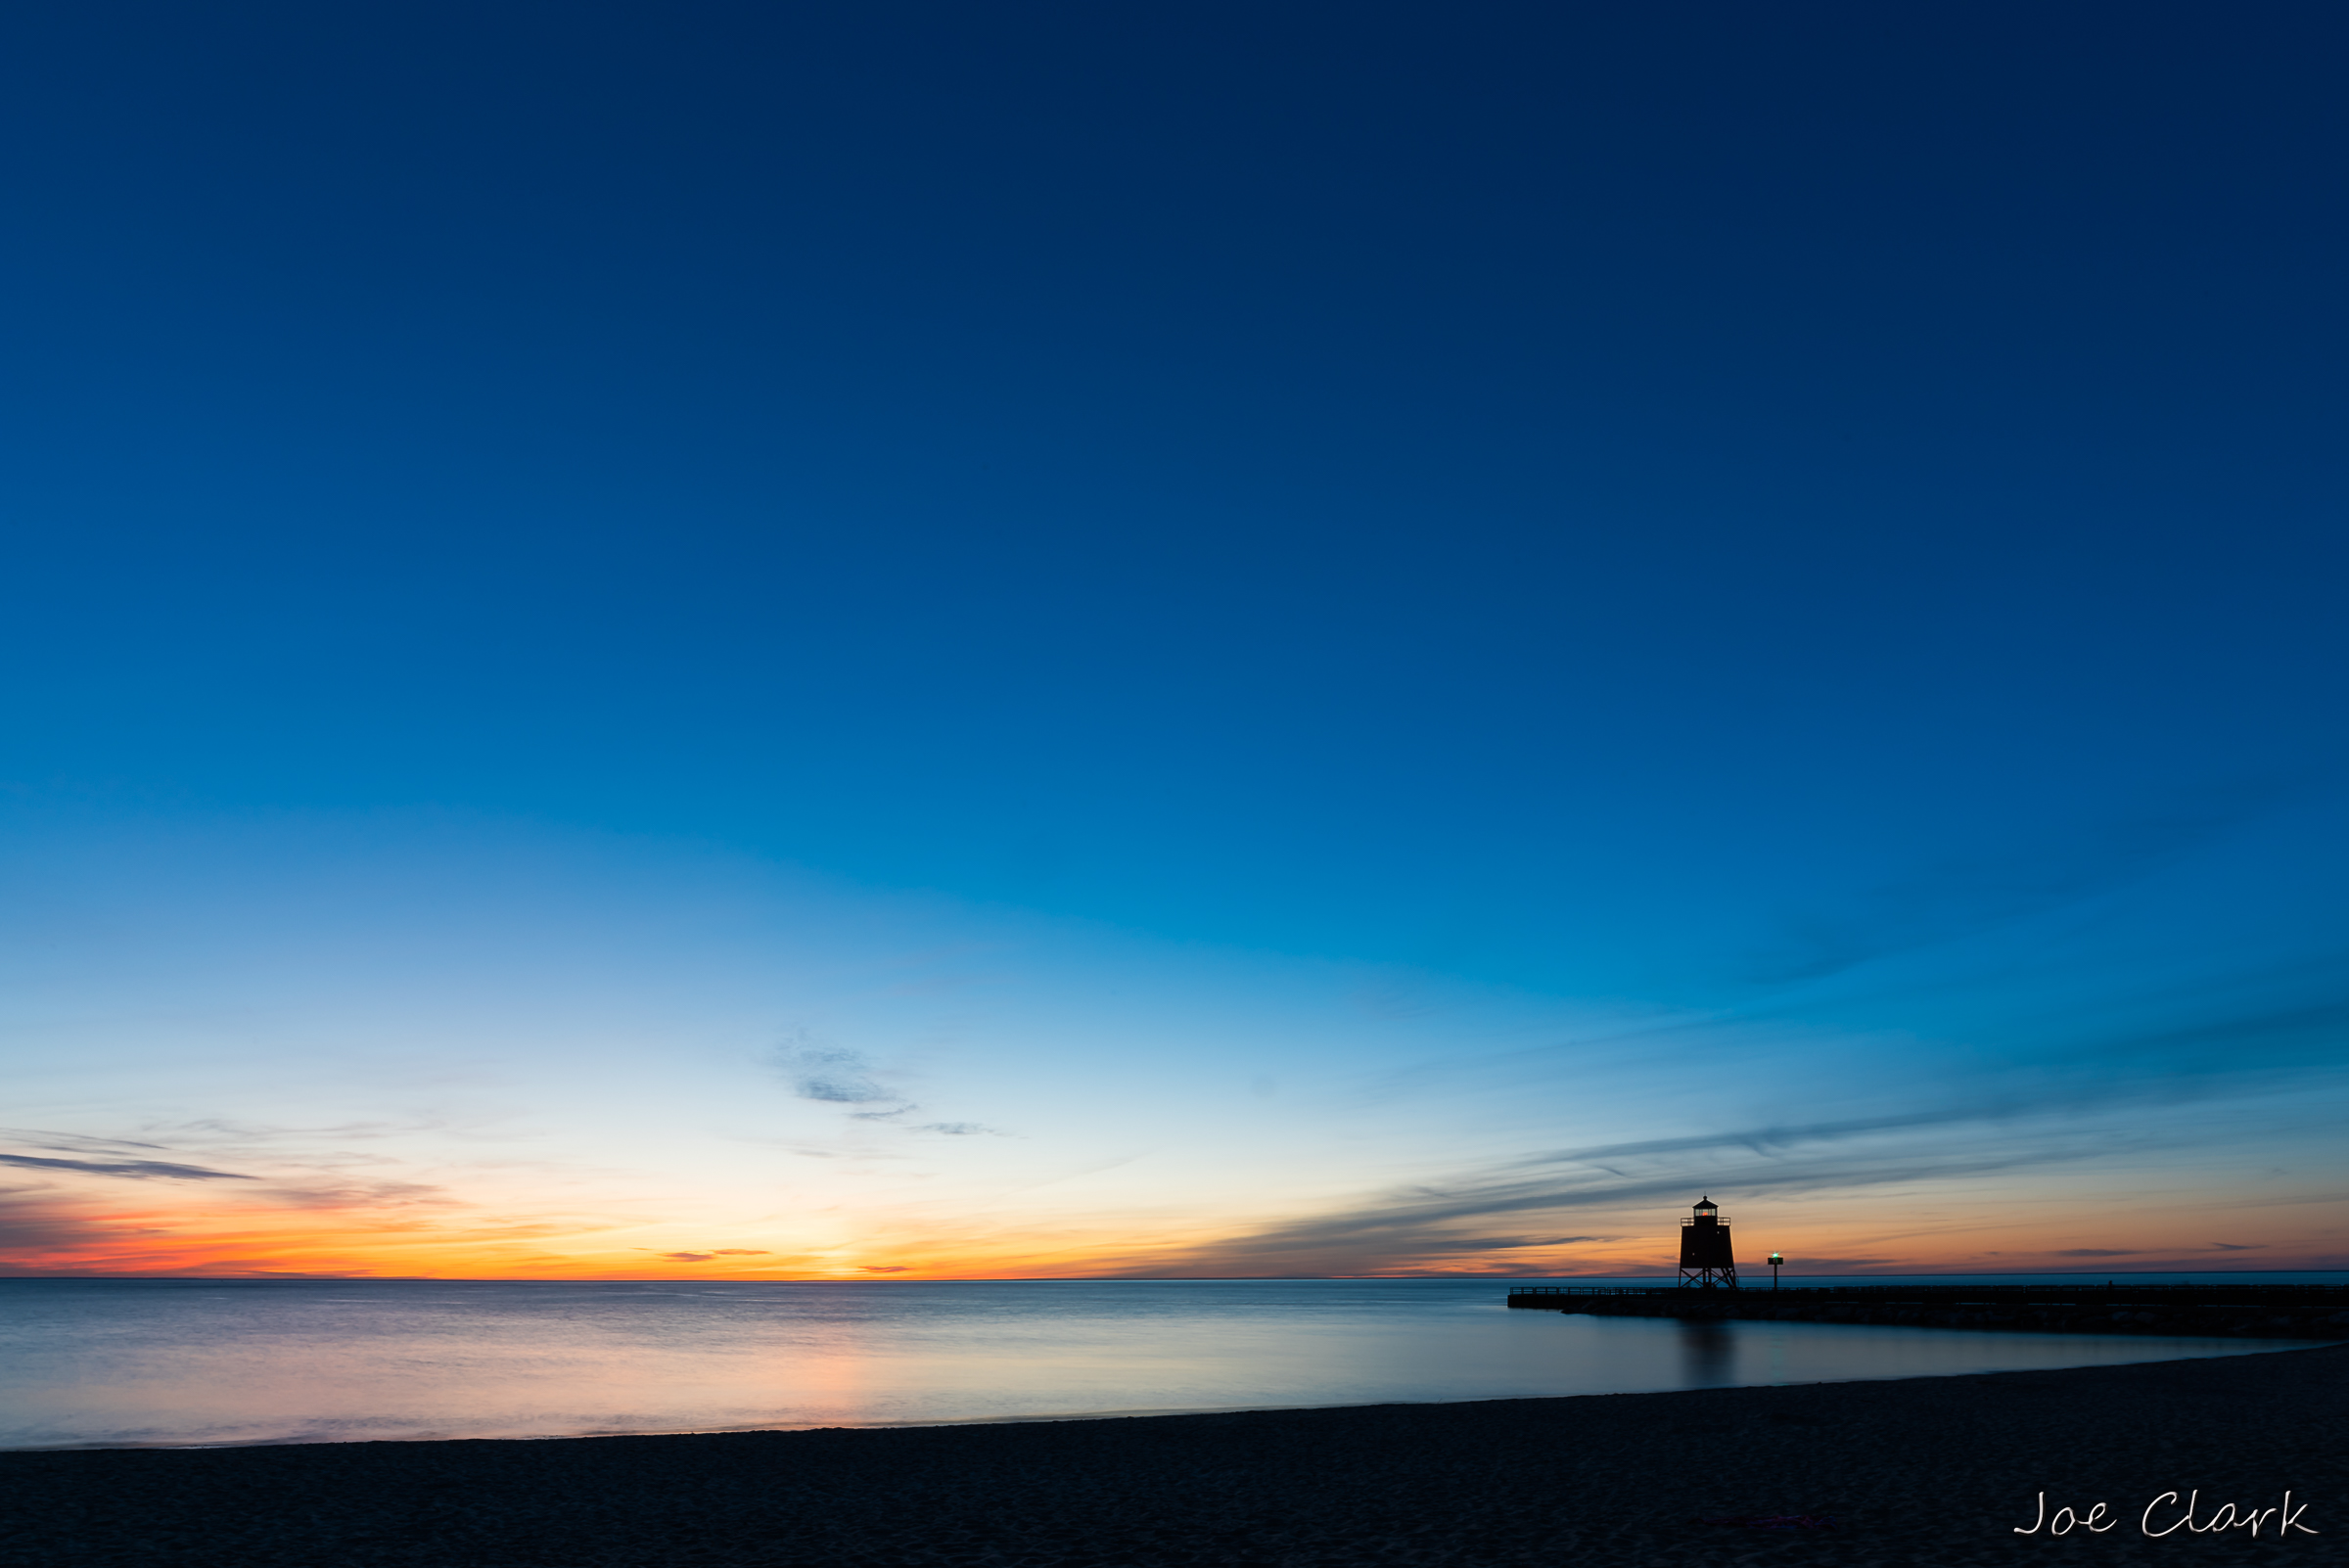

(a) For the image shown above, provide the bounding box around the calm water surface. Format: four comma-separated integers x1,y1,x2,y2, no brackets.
3,1276,2338,1449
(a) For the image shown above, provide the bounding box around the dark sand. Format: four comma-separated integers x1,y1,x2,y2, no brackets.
5,1342,2343,1567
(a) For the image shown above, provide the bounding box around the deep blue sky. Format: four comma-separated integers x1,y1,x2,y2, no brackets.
3,4,2345,1274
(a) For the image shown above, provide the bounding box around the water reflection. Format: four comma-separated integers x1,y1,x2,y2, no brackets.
0,1278,2327,1449
1677,1317,1734,1388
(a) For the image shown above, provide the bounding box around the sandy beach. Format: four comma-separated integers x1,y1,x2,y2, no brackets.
4,1340,2341,1567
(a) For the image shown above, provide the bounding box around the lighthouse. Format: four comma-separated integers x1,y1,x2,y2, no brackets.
1678,1196,1738,1289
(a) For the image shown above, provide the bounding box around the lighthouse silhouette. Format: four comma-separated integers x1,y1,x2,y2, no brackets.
1678,1196,1738,1289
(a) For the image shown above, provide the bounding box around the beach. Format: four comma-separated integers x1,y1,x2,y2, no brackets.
4,1341,2340,1567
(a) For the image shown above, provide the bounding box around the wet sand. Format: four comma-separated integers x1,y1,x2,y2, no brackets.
4,1341,2342,1566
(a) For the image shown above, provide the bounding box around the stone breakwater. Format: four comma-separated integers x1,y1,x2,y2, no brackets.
1519,1292,2349,1339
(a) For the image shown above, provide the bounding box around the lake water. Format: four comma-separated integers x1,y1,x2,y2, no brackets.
4,1275,2340,1450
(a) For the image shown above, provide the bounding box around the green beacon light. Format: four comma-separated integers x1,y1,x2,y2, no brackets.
1768,1252,1784,1290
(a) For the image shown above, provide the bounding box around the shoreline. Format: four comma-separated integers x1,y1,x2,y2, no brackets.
5,1342,2343,1566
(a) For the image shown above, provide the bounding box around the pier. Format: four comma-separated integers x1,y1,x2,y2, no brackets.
1505,1281,2349,1339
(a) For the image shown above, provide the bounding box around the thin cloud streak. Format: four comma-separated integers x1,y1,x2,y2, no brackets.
0,1127,174,1154
1130,1059,2324,1275
1745,783,2297,985
0,1152,258,1181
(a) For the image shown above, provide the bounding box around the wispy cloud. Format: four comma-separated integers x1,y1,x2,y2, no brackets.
0,1195,157,1256
0,1127,172,1154
771,1035,919,1114
255,1178,453,1211
1388,1233,1604,1253
0,1152,257,1181
786,1054,898,1104
2073,988,2349,1076
1747,784,2294,985
1134,981,2349,1272
769,1032,1003,1136
1129,1091,2221,1275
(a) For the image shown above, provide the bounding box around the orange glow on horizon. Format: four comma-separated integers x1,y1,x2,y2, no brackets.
7,1179,2338,1280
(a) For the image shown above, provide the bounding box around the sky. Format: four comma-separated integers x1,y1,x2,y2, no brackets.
2,1,2345,1279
